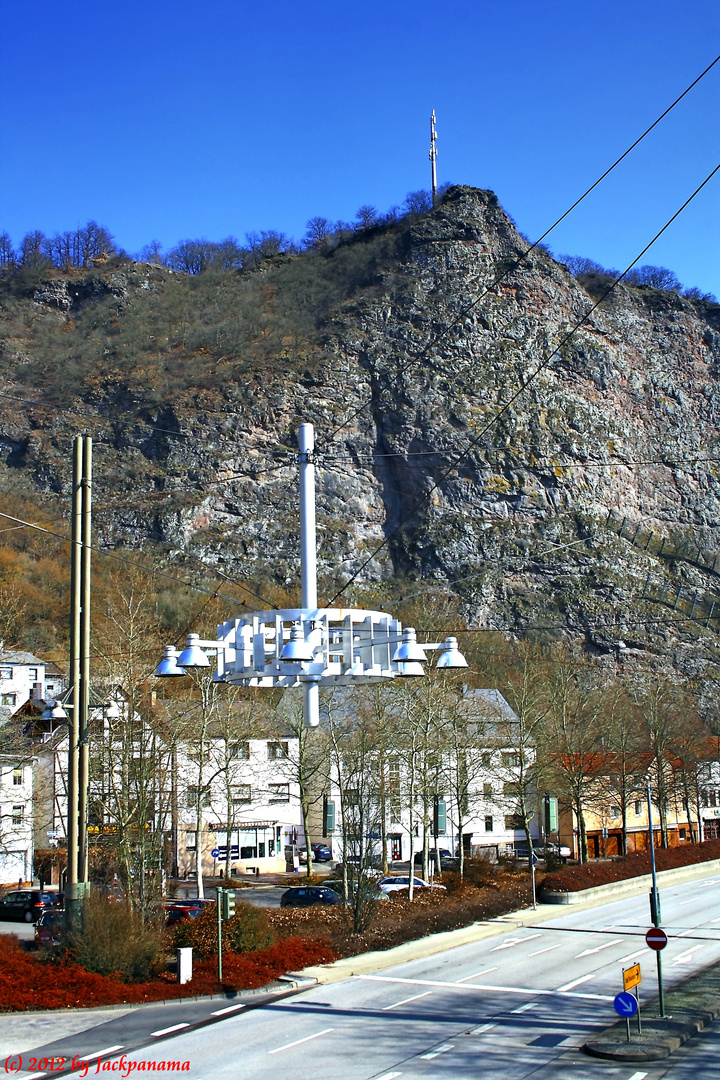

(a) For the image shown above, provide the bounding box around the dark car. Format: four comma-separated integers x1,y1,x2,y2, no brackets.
280,886,343,908
35,909,64,945
298,844,333,864
0,890,61,923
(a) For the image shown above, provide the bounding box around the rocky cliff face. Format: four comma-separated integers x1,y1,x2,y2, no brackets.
2,186,720,682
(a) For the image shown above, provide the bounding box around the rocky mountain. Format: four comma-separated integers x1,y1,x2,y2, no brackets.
2,186,720,685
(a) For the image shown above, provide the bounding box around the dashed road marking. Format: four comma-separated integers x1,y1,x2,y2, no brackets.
556,973,596,991
151,1024,189,1037
212,1003,247,1016
511,1001,538,1014
470,1023,497,1035
455,967,497,982
528,944,562,957
268,1028,334,1054
420,1043,454,1059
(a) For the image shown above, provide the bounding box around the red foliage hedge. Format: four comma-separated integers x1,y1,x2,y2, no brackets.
542,837,720,893
0,934,336,1012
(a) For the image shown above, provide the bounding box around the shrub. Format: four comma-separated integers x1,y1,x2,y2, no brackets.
66,892,163,982
173,902,275,960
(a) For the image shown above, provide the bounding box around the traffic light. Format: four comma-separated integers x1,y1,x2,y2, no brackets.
323,795,335,834
433,796,446,836
221,890,236,921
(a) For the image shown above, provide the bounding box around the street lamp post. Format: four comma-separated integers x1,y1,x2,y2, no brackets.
155,422,468,723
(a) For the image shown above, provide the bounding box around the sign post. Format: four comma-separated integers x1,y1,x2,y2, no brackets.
216,887,223,984
646,782,666,1017
613,991,638,1042
623,963,642,1033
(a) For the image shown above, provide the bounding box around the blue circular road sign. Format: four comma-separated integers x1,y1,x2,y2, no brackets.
613,991,638,1017
211,848,220,858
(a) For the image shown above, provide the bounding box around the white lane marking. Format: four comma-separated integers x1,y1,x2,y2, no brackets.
456,966,498,982
81,1047,124,1060
670,945,706,966
490,933,543,952
556,973,596,991
627,1073,647,1080
420,1043,454,1059
151,1023,189,1037
679,896,703,905
511,1002,538,1014
383,991,432,1010
617,948,648,963
677,928,696,937
576,938,623,957
711,918,720,924
268,1028,334,1054
528,943,562,957
698,879,719,888
212,1003,247,1016
358,973,612,1001
470,1023,497,1035
376,1073,403,1080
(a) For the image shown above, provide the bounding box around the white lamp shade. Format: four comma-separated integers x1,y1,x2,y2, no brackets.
280,624,315,662
397,661,425,677
177,634,211,668
436,637,468,669
392,627,428,663
154,646,187,677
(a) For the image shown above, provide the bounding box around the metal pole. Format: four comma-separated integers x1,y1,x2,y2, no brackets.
429,111,438,206
646,781,666,1017
65,437,83,926
78,437,92,884
216,887,223,984
298,423,320,729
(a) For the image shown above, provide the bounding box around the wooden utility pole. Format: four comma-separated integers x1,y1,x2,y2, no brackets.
429,110,438,206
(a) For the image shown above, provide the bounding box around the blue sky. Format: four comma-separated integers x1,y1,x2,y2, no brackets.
2,1,719,294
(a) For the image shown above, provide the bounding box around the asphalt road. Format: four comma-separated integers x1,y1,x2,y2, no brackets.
9,869,720,1080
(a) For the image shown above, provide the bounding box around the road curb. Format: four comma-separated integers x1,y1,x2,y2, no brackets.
584,965,720,1061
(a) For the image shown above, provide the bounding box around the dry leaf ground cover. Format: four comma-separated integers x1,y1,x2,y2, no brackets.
541,837,720,893
268,870,534,957
0,934,335,1012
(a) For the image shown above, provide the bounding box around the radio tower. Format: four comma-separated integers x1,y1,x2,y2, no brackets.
429,110,438,206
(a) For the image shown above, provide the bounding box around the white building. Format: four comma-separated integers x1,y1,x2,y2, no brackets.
0,649,66,719
0,755,34,884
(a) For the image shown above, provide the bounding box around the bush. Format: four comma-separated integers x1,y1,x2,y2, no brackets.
542,837,720,893
173,902,275,960
66,892,163,982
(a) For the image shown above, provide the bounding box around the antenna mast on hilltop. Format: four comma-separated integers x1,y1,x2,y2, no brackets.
429,110,438,205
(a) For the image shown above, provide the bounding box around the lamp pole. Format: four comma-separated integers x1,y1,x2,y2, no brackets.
298,423,320,730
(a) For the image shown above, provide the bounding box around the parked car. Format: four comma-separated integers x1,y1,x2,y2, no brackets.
0,890,61,923
413,849,453,866
168,897,215,907
298,844,333,863
377,875,447,895
324,878,388,903
34,909,64,945
280,886,344,908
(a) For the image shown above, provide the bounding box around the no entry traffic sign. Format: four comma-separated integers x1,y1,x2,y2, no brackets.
645,927,668,951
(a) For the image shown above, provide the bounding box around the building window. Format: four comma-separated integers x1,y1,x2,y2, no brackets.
28,668,38,680
12,805,24,825
1,694,16,706
679,828,686,840
230,741,250,759
503,782,520,796
13,768,23,786
485,815,493,832
186,787,211,809
481,753,492,766
634,800,642,816
611,806,620,819
505,813,524,830
232,784,252,806
0,667,11,680
502,753,521,767
240,846,257,859
186,831,197,850
483,782,493,797
267,741,289,760
268,783,290,803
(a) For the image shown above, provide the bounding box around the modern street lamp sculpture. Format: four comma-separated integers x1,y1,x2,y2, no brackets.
155,423,467,726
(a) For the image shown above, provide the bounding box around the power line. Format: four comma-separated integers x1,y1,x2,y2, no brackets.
317,53,720,452
327,159,720,607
